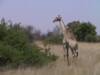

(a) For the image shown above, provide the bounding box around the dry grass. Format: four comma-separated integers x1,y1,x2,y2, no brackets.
1,42,100,75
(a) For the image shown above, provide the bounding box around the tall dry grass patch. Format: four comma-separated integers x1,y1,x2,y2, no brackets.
1,42,100,75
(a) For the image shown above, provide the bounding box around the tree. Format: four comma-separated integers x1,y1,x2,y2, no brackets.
67,21,80,33
47,31,54,37
4,23,28,50
53,25,62,36
23,25,34,42
23,26,42,42
0,19,57,67
67,21,81,39
33,29,41,40
67,21,97,42
0,18,8,41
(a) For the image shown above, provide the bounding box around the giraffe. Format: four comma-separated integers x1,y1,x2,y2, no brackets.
53,15,78,65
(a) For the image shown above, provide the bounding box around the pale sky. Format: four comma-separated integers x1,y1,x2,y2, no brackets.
0,0,100,34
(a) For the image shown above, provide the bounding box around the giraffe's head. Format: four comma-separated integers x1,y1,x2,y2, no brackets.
53,15,62,23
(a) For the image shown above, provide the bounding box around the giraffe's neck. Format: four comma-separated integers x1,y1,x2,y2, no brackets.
59,20,76,41
59,20,68,37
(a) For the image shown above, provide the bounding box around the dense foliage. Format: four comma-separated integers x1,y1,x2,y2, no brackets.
0,19,57,68
95,35,100,42
44,26,63,45
67,21,97,42
44,36,62,45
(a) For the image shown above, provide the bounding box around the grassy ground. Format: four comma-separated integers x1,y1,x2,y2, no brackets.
1,42,100,75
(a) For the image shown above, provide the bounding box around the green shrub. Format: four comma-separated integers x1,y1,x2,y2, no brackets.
44,36,62,44
0,43,20,66
0,19,57,68
85,34,96,42
96,35,100,42
0,43,57,67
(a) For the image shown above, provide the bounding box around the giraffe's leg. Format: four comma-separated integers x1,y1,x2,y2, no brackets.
76,49,78,58
75,44,78,58
66,46,69,66
63,44,66,60
74,49,78,65
71,49,75,59
74,49,78,59
63,38,67,59
74,51,78,59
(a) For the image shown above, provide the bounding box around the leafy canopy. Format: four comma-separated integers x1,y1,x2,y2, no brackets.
67,21,96,42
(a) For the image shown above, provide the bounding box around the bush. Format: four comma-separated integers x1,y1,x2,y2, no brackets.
0,43,20,66
44,36,62,45
96,35,100,42
0,43,57,67
84,34,96,42
0,19,57,68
